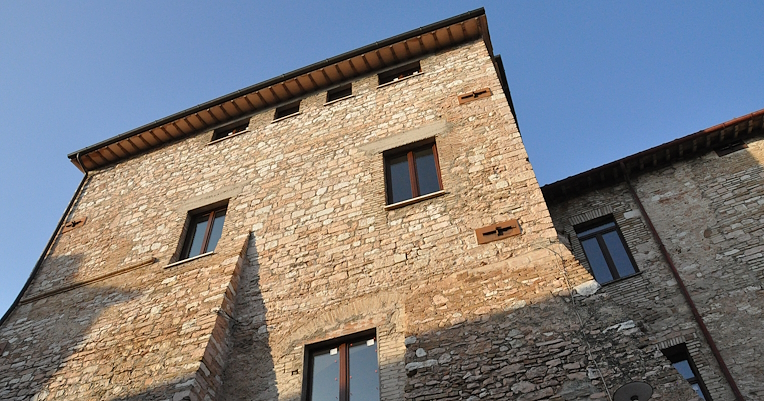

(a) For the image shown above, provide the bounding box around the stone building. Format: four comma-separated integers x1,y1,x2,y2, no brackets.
0,8,761,401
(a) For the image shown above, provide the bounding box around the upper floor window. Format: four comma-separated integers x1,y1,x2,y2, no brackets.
575,217,637,284
384,141,442,205
211,120,249,141
326,83,352,103
180,205,227,260
274,101,301,120
662,344,711,400
304,330,379,401
378,61,421,85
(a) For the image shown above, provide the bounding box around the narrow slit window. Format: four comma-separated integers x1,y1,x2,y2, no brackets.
458,88,492,104
384,141,442,205
326,84,352,103
211,120,250,141
378,61,421,85
180,206,227,260
575,217,638,284
274,101,301,120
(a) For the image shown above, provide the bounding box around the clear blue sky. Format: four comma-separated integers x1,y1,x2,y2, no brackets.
1,1,763,316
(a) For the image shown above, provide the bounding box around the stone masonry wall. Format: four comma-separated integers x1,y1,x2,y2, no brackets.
547,135,764,401
1,37,701,401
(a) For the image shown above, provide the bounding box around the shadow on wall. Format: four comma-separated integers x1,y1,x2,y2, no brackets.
203,251,702,401
0,255,142,401
105,239,277,401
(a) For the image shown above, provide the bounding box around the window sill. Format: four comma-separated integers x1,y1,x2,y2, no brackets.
271,112,302,124
384,190,446,210
377,72,423,89
165,251,214,269
324,94,355,106
600,271,642,287
207,130,251,146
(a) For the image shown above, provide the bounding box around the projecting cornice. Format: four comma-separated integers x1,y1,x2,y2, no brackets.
67,8,492,172
542,108,764,201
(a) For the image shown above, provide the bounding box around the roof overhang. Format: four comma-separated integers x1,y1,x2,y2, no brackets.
542,108,764,202
67,8,493,172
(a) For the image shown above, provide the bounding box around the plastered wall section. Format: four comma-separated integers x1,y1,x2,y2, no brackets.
547,135,764,401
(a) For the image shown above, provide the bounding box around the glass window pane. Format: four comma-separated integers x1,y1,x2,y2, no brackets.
602,231,636,278
414,147,440,196
348,340,380,401
691,383,706,400
205,211,226,252
672,360,695,380
386,154,412,203
186,218,209,258
581,237,614,283
576,222,616,237
310,349,340,401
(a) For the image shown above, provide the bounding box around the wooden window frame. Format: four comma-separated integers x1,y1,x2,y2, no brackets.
574,216,638,284
302,329,378,401
180,206,227,260
383,140,443,205
662,344,712,400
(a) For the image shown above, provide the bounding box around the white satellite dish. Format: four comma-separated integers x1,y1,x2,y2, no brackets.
613,381,653,401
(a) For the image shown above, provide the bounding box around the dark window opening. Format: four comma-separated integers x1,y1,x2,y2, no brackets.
180,205,227,260
274,101,301,120
384,141,442,205
303,329,379,401
662,344,711,400
714,140,747,157
378,61,421,85
327,84,352,103
575,217,637,284
211,120,250,141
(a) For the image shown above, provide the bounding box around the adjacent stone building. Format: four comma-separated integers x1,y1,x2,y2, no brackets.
0,8,761,401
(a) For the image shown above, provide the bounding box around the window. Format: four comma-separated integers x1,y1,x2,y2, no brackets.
575,217,637,284
662,345,711,400
274,101,301,120
180,205,227,260
378,61,421,85
304,330,379,401
211,120,249,141
714,140,747,157
326,83,352,103
384,141,442,205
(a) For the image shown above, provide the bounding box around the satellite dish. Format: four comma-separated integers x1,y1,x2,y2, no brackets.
613,381,653,401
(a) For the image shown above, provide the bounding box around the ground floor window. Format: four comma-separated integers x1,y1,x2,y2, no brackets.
304,329,379,401
662,344,711,400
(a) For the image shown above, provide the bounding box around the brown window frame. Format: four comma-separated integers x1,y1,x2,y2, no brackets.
180,206,227,260
302,329,378,401
383,141,443,205
574,216,638,284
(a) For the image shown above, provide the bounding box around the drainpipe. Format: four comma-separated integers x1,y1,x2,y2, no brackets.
0,154,90,326
619,162,744,401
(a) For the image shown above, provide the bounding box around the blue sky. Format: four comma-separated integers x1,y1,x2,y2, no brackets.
1,1,763,316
